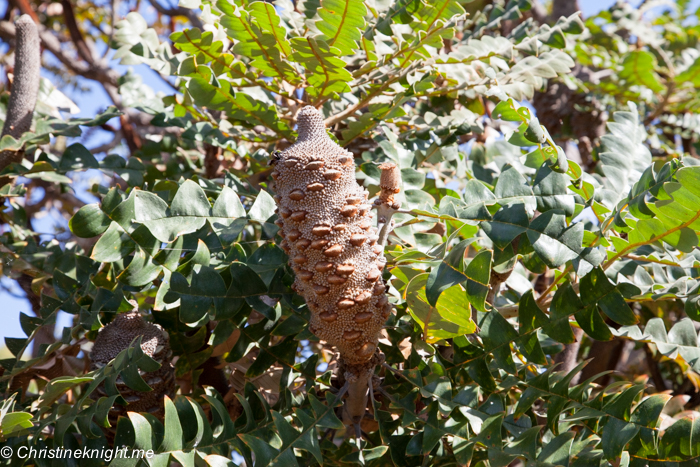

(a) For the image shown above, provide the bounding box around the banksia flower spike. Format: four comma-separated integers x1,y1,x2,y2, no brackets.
90,304,175,432
271,106,394,424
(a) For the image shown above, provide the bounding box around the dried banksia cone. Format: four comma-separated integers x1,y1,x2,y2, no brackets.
273,107,392,423
90,308,175,426
272,107,391,366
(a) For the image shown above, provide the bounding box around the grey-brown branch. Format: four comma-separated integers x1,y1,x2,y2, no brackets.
0,14,40,171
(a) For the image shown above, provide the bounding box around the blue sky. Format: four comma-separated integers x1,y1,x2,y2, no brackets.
0,0,686,352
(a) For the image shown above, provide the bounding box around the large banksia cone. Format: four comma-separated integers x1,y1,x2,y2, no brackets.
272,106,391,365
271,107,392,423
90,308,175,427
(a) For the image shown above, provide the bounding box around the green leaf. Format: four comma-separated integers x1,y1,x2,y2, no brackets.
92,222,136,262
70,204,111,238
290,36,352,99
494,167,536,213
218,1,298,82
580,268,638,326
248,190,276,223
36,376,93,407
135,181,211,243
316,0,367,55
407,273,475,343
482,203,529,250
0,411,33,435
599,104,652,206
465,250,492,312
59,143,99,170
620,50,665,93
533,164,575,216
526,211,586,268
161,396,183,451
210,186,247,244
426,239,469,306
171,267,227,324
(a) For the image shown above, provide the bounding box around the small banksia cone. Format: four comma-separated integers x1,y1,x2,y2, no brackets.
271,107,392,369
90,306,175,429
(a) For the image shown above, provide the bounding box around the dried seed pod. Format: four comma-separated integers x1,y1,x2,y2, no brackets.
290,211,307,221
336,264,355,275
355,291,372,305
373,282,386,295
315,262,334,272
312,225,332,236
270,106,392,366
305,160,324,170
358,342,376,358
343,330,362,341
323,244,343,257
310,239,330,250
349,234,367,246
320,311,337,322
293,255,308,264
298,270,314,281
279,207,291,218
289,189,305,201
354,312,373,324
366,268,381,282
324,170,342,180
296,238,311,250
340,205,359,217
328,275,347,285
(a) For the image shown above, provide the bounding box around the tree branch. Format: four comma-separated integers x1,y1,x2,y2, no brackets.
145,0,203,29
60,0,95,64
0,14,40,171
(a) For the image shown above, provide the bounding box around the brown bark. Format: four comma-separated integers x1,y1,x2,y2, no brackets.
204,144,222,179
644,345,668,391
60,0,94,64
551,0,581,21
555,327,583,385
579,339,625,386
0,14,40,173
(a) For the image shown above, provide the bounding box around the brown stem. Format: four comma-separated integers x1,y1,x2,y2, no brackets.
578,338,625,386
60,0,94,64
644,345,667,391
550,0,581,21
555,327,583,385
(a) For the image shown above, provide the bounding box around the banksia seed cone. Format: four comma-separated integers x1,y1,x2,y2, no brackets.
271,106,391,366
90,309,175,424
